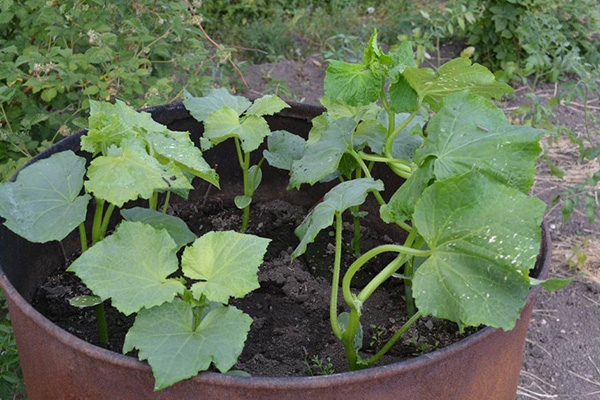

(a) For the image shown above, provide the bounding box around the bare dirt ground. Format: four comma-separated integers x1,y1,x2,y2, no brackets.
242,49,600,399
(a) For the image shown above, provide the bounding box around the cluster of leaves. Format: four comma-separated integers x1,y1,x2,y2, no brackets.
265,31,570,370
0,0,231,181
465,0,599,80
0,100,272,390
0,288,25,399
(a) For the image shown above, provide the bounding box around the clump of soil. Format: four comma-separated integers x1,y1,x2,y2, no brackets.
32,199,476,377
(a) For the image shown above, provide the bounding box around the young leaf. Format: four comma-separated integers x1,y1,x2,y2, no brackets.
204,107,271,153
183,88,251,123
387,42,417,82
529,277,573,292
319,97,381,122
182,231,271,303
415,91,544,193
288,118,356,189
248,165,262,194
412,172,546,330
263,130,306,171
0,151,91,243
145,131,219,188
292,178,384,259
67,221,185,316
324,60,382,106
234,195,252,209
338,312,363,352
70,295,103,308
403,58,513,111
123,299,252,390
121,207,196,250
85,138,192,207
246,94,289,117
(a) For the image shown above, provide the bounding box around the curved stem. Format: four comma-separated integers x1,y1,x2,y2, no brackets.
342,307,360,369
330,212,344,339
384,110,418,159
92,199,105,245
347,151,386,206
358,152,414,170
363,311,422,367
100,203,115,239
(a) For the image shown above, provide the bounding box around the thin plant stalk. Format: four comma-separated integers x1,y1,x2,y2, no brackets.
351,168,362,256
149,192,158,211
79,223,88,253
92,199,105,245
162,191,171,214
363,311,422,367
330,212,344,339
234,138,251,233
100,203,115,239
94,303,109,346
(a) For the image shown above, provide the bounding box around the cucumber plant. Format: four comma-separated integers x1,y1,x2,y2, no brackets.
0,101,271,390
279,30,571,370
184,88,289,232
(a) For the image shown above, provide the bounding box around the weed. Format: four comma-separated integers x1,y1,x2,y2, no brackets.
304,354,335,376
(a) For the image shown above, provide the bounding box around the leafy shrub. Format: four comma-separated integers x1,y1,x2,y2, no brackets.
466,0,599,79
0,0,228,180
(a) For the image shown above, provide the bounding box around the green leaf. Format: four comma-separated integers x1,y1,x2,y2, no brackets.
248,165,262,194
182,231,270,303
120,207,196,250
387,42,417,82
69,295,102,308
289,118,355,189
204,107,271,153
85,138,192,207
324,60,382,106
41,88,57,102
263,130,306,171
585,195,596,225
123,299,252,390
389,75,419,113
529,277,573,292
67,221,185,315
145,131,219,188
319,97,381,122
234,195,252,209
0,151,91,243
292,178,384,259
184,88,251,123
380,159,434,223
415,91,543,193
412,172,546,330
403,58,513,111
246,95,289,116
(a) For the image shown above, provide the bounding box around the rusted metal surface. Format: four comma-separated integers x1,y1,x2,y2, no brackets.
0,103,551,399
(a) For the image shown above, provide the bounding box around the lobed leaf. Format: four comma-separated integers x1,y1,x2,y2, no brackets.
204,107,271,153
67,221,185,316
292,178,384,259
183,88,251,123
263,130,306,171
0,151,90,243
85,138,192,207
120,207,196,250
182,231,270,303
412,172,546,330
123,299,252,390
403,58,513,111
324,60,382,106
246,94,289,117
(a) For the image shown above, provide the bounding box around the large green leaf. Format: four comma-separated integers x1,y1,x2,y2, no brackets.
319,97,380,122
246,94,289,116
120,207,196,250
85,138,192,207
324,60,382,106
182,231,270,303
204,107,271,153
0,151,91,243
67,221,185,315
184,88,251,122
288,118,356,189
123,299,252,390
412,172,545,330
263,130,306,171
145,131,219,187
403,58,513,111
415,91,543,193
292,178,384,259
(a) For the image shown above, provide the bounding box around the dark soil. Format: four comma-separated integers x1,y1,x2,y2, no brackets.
32,199,476,377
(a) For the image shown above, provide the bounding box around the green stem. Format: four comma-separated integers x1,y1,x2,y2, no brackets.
79,223,88,253
342,307,361,369
241,151,251,233
95,303,109,346
351,168,362,257
149,192,158,211
384,110,418,159
92,199,105,245
162,191,171,214
404,259,415,318
347,151,386,206
358,152,414,170
363,311,422,367
330,212,344,339
100,203,115,239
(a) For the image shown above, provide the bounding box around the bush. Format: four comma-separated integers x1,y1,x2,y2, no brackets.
0,0,228,180
466,0,599,80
